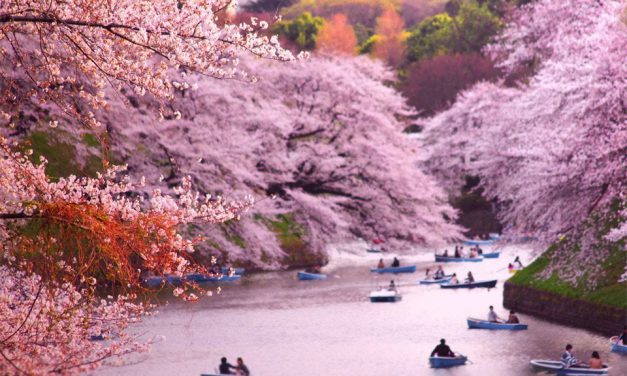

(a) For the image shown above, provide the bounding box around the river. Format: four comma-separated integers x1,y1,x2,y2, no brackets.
95,244,627,375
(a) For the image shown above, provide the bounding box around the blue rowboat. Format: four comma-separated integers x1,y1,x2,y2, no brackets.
370,265,416,273
185,273,241,283
435,255,483,263
610,336,627,354
482,251,500,258
440,280,497,289
366,248,382,253
165,274,184,286
489,233,501,240
144,276,165,288
297,271,327,280
530,360,609,374
466,317,528,330
419,275,453,285
220,267,245,275
429,354,467,368
369,289,402,302
464,239,494,246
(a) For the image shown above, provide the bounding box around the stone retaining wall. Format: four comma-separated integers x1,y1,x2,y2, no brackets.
503,282,626,336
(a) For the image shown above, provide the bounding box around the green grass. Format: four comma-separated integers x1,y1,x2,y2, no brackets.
82,133,101,148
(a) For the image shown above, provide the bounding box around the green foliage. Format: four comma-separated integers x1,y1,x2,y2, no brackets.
406,1,502,63
358,34,380,54
406,13,453,62
274,12,325,50
82,133,101,148
353,23,374,45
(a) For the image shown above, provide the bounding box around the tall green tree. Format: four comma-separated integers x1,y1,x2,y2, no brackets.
274,12,325,50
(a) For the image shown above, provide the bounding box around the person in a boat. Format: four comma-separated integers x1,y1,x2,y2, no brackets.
449,273,459,284
377,258,385,269
514,256,524,268
391,257,400,267
508,263,514,271
487,306,501,323
469,248,477,258
425,268,433,279
236,357,250,376
588,351,602,369
388,280,396,291
561,344,579,368
618,325,627,344
454,247,461,258
219,357,236,374
465,271,475,283
431,338,455,357
442,249,449,257
434,266,445,280
477,246,483,255
506,310,520,324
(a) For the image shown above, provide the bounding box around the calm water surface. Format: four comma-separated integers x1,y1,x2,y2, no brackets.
95,245,627,375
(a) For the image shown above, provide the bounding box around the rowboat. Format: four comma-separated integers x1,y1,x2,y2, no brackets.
366,248,383,253
165,274,184,286
440,280,497,289
610,336,627,354
369,289,402,302
429,354,467,368
144,276,165,288
529,360,609,374
489,233,501,240
419,275,453,285
185,273,241,283
464,239,494,246
482,251,501,258
435,255,483,263
370,265,416,273
297,271,327,280
466,317,528,330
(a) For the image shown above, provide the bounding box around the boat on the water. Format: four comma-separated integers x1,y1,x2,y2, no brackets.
185,273,241,283
440,280,497,289
464,239,494,246
144,276,165,288
466,317,528,330
370,265,416,273
419,275,453,285
482,251,501,259
429,354,467,368
435,255,483,263
369,289,402,302
529,360,609,375
610,336,627,354
489,233,501,240
297,271,328,280
366,248,382,253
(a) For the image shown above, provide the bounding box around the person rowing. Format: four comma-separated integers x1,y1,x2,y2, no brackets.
431,338,455,357
434,266,445,280
391,257,400,267
561,344,581,368
377,258,385,269
488,305,502,323
506,310,520,324
425,268,433,280
449,273,459,284
465,271,475,283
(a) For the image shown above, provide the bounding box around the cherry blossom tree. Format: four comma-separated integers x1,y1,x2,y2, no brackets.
424,0,626,280
0,1,291,373
0,0,292,129
88,55,462,265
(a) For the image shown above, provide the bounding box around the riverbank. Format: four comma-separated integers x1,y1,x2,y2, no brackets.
503,282,625,336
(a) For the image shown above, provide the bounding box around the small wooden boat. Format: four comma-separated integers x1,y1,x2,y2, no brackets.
366,248,383,253
464,239,494,246
467,317,528,330
429,354,467,368
297,271,327,280
370,265,416,273
610,336,627,354
144,276,165,288
369,289,402,302
435,255,483,263
185,273,241,283
419,275,453,285
482,251,501,258
529,359,609,374
440,280,497,289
